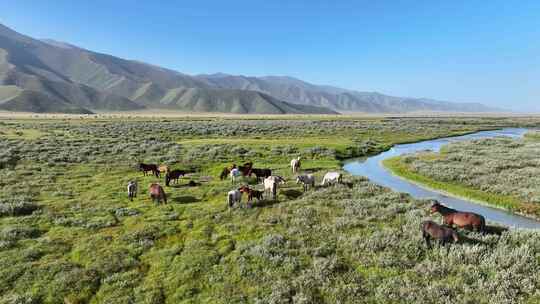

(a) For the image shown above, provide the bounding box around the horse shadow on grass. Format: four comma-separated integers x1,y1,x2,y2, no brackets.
251,199,281,208
456,225,509,246
171,196,200,204
169,180,202,188
281,189,303,200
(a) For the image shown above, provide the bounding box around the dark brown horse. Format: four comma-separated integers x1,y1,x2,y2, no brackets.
149,183,167,204
250,168,272,182
421,220,459,248
165,169,188,186
238,162,253,176
220,167,231,180
139,163,159,177
431,202,485,232
238,185,264,202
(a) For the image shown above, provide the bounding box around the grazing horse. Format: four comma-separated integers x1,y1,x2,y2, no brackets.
265,175,286,184
227,189,242,208
139,163,159,177
127,181,138,201
230,167,242,184
264,176,284,201
431,202,486,232
220,167,231,180
238,162,253,176
421,220,459,248
165,169,187,186
149,183,167,204
321,172,342,186
158,165,169,177
296,174,315,192
291,157,301,174
250,168,272,182
238,185,264,203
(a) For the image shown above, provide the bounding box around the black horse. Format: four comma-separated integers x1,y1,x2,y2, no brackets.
165,169,188,186
250,168,272,182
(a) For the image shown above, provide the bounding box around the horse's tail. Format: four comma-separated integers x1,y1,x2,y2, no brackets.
227,193,233,207
162,191,167,204
272,182,277,199
338,174,343,184
479,216,486,233
452,230,459,243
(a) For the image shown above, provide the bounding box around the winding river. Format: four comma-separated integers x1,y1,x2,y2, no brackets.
343,128,540,229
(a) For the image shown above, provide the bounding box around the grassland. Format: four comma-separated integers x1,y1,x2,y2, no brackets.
383,130,540,218
1,117,540,303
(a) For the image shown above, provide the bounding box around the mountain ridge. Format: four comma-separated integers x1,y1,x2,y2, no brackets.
0,22,500,114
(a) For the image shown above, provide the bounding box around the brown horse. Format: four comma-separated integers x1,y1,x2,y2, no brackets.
139,163,159,177
149,183,167,204
238,185,264,202
220,167,231,180
421,220,459,248
431,202,485,232
165,169,188,186
238,162,253,176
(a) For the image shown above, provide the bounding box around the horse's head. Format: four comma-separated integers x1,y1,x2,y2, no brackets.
430,202,443,213
238,185,249,193
295,176,302,184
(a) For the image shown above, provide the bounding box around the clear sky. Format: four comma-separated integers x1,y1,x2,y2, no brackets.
2,0,539,111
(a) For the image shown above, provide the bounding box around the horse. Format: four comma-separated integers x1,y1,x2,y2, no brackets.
250,168,272,182
227,189,242,208
165,169,187,186
265,175,286,184
291,157,301,174
264,176,283,201
158,165,169,177
321,172,342,186
238,162,253,176
127,181,137,201
230,167,242,184
421,220,459,248
431,202,486,232
220,167,231,180
139,163,159,177
296,174,315,192
238,185,264,203
149,183,167,204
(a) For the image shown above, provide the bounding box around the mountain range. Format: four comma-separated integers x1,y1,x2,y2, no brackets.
0,23,499,114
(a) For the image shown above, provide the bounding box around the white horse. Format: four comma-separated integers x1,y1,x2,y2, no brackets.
290,157,301,174
230,167,242,184
264,176,284,200
296,174,315,191
321,172,342,186
127,181,137,201
227,189,242,208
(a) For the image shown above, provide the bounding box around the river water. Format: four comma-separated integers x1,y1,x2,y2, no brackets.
343,128,540,229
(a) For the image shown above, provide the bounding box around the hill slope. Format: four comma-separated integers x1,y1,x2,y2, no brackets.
0,23,335,114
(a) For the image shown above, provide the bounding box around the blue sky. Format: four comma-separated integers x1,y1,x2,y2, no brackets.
2,0,539,111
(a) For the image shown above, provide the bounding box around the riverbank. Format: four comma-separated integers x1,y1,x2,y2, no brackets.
382,156,540,220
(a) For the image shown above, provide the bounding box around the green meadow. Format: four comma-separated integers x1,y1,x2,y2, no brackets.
1,116,540,303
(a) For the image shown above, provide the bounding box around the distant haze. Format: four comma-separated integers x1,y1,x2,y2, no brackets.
1,1,539,112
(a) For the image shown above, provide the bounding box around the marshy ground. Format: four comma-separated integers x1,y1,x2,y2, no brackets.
1,116,540,303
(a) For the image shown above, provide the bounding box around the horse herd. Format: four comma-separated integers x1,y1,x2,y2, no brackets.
133,159,486,248
130,158,343,208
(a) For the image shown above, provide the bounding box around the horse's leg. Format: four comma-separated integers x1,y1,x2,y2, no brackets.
423,234,431,249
